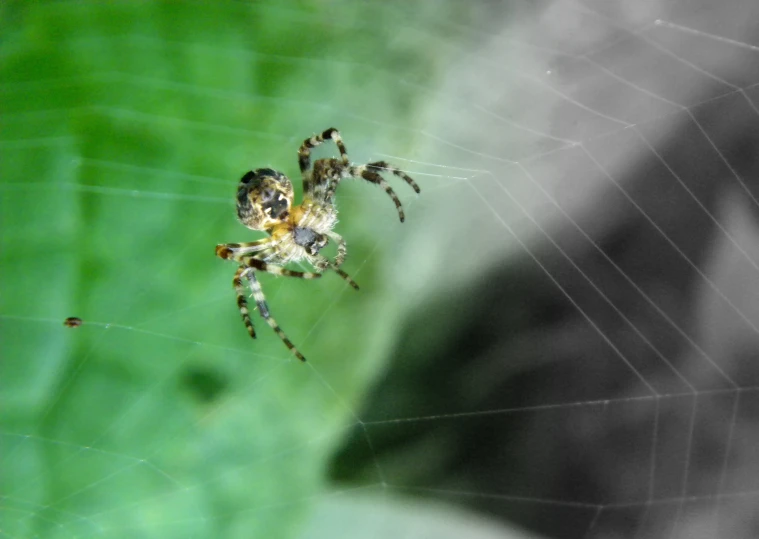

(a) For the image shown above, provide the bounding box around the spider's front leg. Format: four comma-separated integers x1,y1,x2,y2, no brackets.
241,256,323,280
216,238,325,279
233,265,257,339
240,267,307,362
216,238,275,261
223,242,275,342
225,248,323,361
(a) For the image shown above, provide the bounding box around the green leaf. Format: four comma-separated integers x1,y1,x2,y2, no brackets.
1,2,453,537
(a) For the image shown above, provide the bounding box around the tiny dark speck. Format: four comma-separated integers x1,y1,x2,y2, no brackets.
63,317,83,328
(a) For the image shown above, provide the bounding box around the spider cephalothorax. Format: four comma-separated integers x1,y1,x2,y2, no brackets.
216,127,420,361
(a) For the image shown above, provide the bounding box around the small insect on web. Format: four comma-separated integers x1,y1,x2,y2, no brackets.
216,127,420,362
63,317,83,328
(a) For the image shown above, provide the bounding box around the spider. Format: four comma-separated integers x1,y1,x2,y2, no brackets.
216,127,420,362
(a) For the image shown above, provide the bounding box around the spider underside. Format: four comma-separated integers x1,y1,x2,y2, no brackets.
215,127,420,361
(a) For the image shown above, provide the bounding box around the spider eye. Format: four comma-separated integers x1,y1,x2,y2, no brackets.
261,188,276,202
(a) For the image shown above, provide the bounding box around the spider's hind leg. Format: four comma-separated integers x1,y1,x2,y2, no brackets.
350,165,408,223
366,161,421,194
299,127,349,196
233,266,256,339
298,127,350,171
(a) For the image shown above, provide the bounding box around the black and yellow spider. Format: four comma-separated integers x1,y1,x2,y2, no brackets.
216,128,420,361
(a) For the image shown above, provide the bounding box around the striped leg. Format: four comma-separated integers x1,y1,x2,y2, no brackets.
216,238,276,261
327,231,347,268
333,267,360,290
233,266,256,339
242,267,306,362
308,162,342,205
241,256,322,279
311,254,359,290
299,127,349,195
350,165,407,222
366,161,421,194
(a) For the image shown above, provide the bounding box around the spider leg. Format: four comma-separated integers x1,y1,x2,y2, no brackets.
349,165,408,222
241,267,306,362
333,267,360,290
310,254,359,290
366,161,421,194
216,238,279,261
299,127,349,196
326,231,347,268
233,266,256,339
241,256,323,280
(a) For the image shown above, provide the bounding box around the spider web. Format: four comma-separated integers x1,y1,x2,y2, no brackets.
2,1,759,538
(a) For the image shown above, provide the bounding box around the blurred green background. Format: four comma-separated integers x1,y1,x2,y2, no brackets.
0,2,475,537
